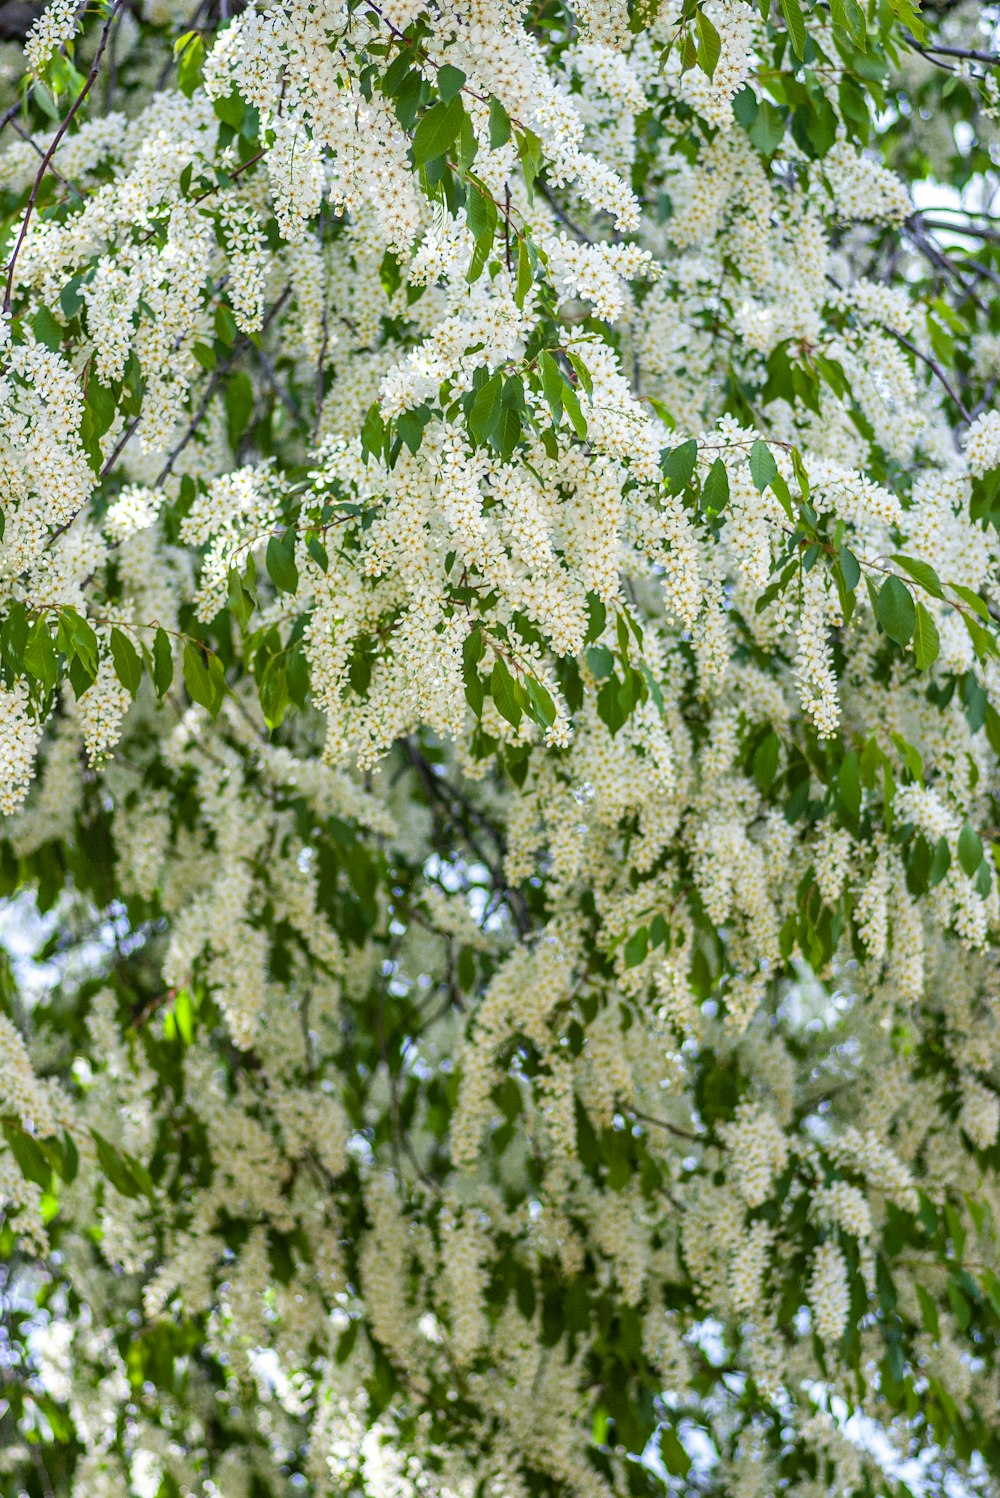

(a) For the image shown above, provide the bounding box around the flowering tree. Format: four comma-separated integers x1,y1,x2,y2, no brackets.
2,0,1000,1491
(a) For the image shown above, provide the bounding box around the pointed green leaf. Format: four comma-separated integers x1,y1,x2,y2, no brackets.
749,439,778,493
877,575,916,646
892,555,943,599
110,627,143,695
958,822,983,879
779,0,807,58
152,628,173,698
266,531,299,595
913,602,940,671
437,64,466,104
662,440,698,496
412,96,465,167
488,95,511,148
24,617,58,690
491,654,522,728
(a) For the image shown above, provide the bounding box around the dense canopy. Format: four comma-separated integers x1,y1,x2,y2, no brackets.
2,0,1000,1494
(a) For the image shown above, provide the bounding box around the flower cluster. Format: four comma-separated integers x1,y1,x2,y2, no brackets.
0,0,999,1495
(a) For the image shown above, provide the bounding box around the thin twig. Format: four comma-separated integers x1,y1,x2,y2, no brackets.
882,325,971,422
155,284,292,485
6,115,88,198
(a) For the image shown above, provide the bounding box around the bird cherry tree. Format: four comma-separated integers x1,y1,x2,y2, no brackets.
2,0,1000,1493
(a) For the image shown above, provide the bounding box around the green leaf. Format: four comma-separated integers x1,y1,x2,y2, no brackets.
832,560,855,626
516,128,543,196
830,0,866,43
59,608,99,677
213,91,245,129
515,236,533,309
397,403,432,454
469,371,504,446
260,655,289,730
561,376,588,439
597,677,627,736
838,545,861,590
749,439,778,493
491,654,522,728
266,531,299,595
887,0,922,39
183,642,224,717
227,566,255,631
753,732,780,794
913,603,940,671
623,926,649,967
566,352,593,399
152,628,173,698
437,64,466,104
733,85,757,127
587,644,614,680
24,617,58,690
661,440,698,496
488,95,511,148
466,183,498,283
380,250,402,298
985,702,1000,757
892,555,943,599
799,95,837,157
948,582,989,621
877,575,916,647
961,611,995,663
2,1122,54,1189
361,401,386,463
493,380,524,460
756,559,798,615
660,1427,691,1478
982,1268,1000,1318
838,749,862,819
779,0,807,58
890,731,923,783
770,471,795,521
32,306,63,352
60,273,85,320
412,96,465,167
524,675,556,729
957,822,983,879
214,303,238,347
749,101,786,154
538,350,563,425
225,370,255,450
928,836,951,888
92,1130,154,1199
947,1276,971,1332
110,627,142,695
696,9,721,74
463,629,484,715
174,31,205,98
86,379,116,438
701,457,729,513
585,595,606,643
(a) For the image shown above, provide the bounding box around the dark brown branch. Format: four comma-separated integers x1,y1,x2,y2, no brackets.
917,216,1000,244
904,32,1000,66
883,324,972,421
